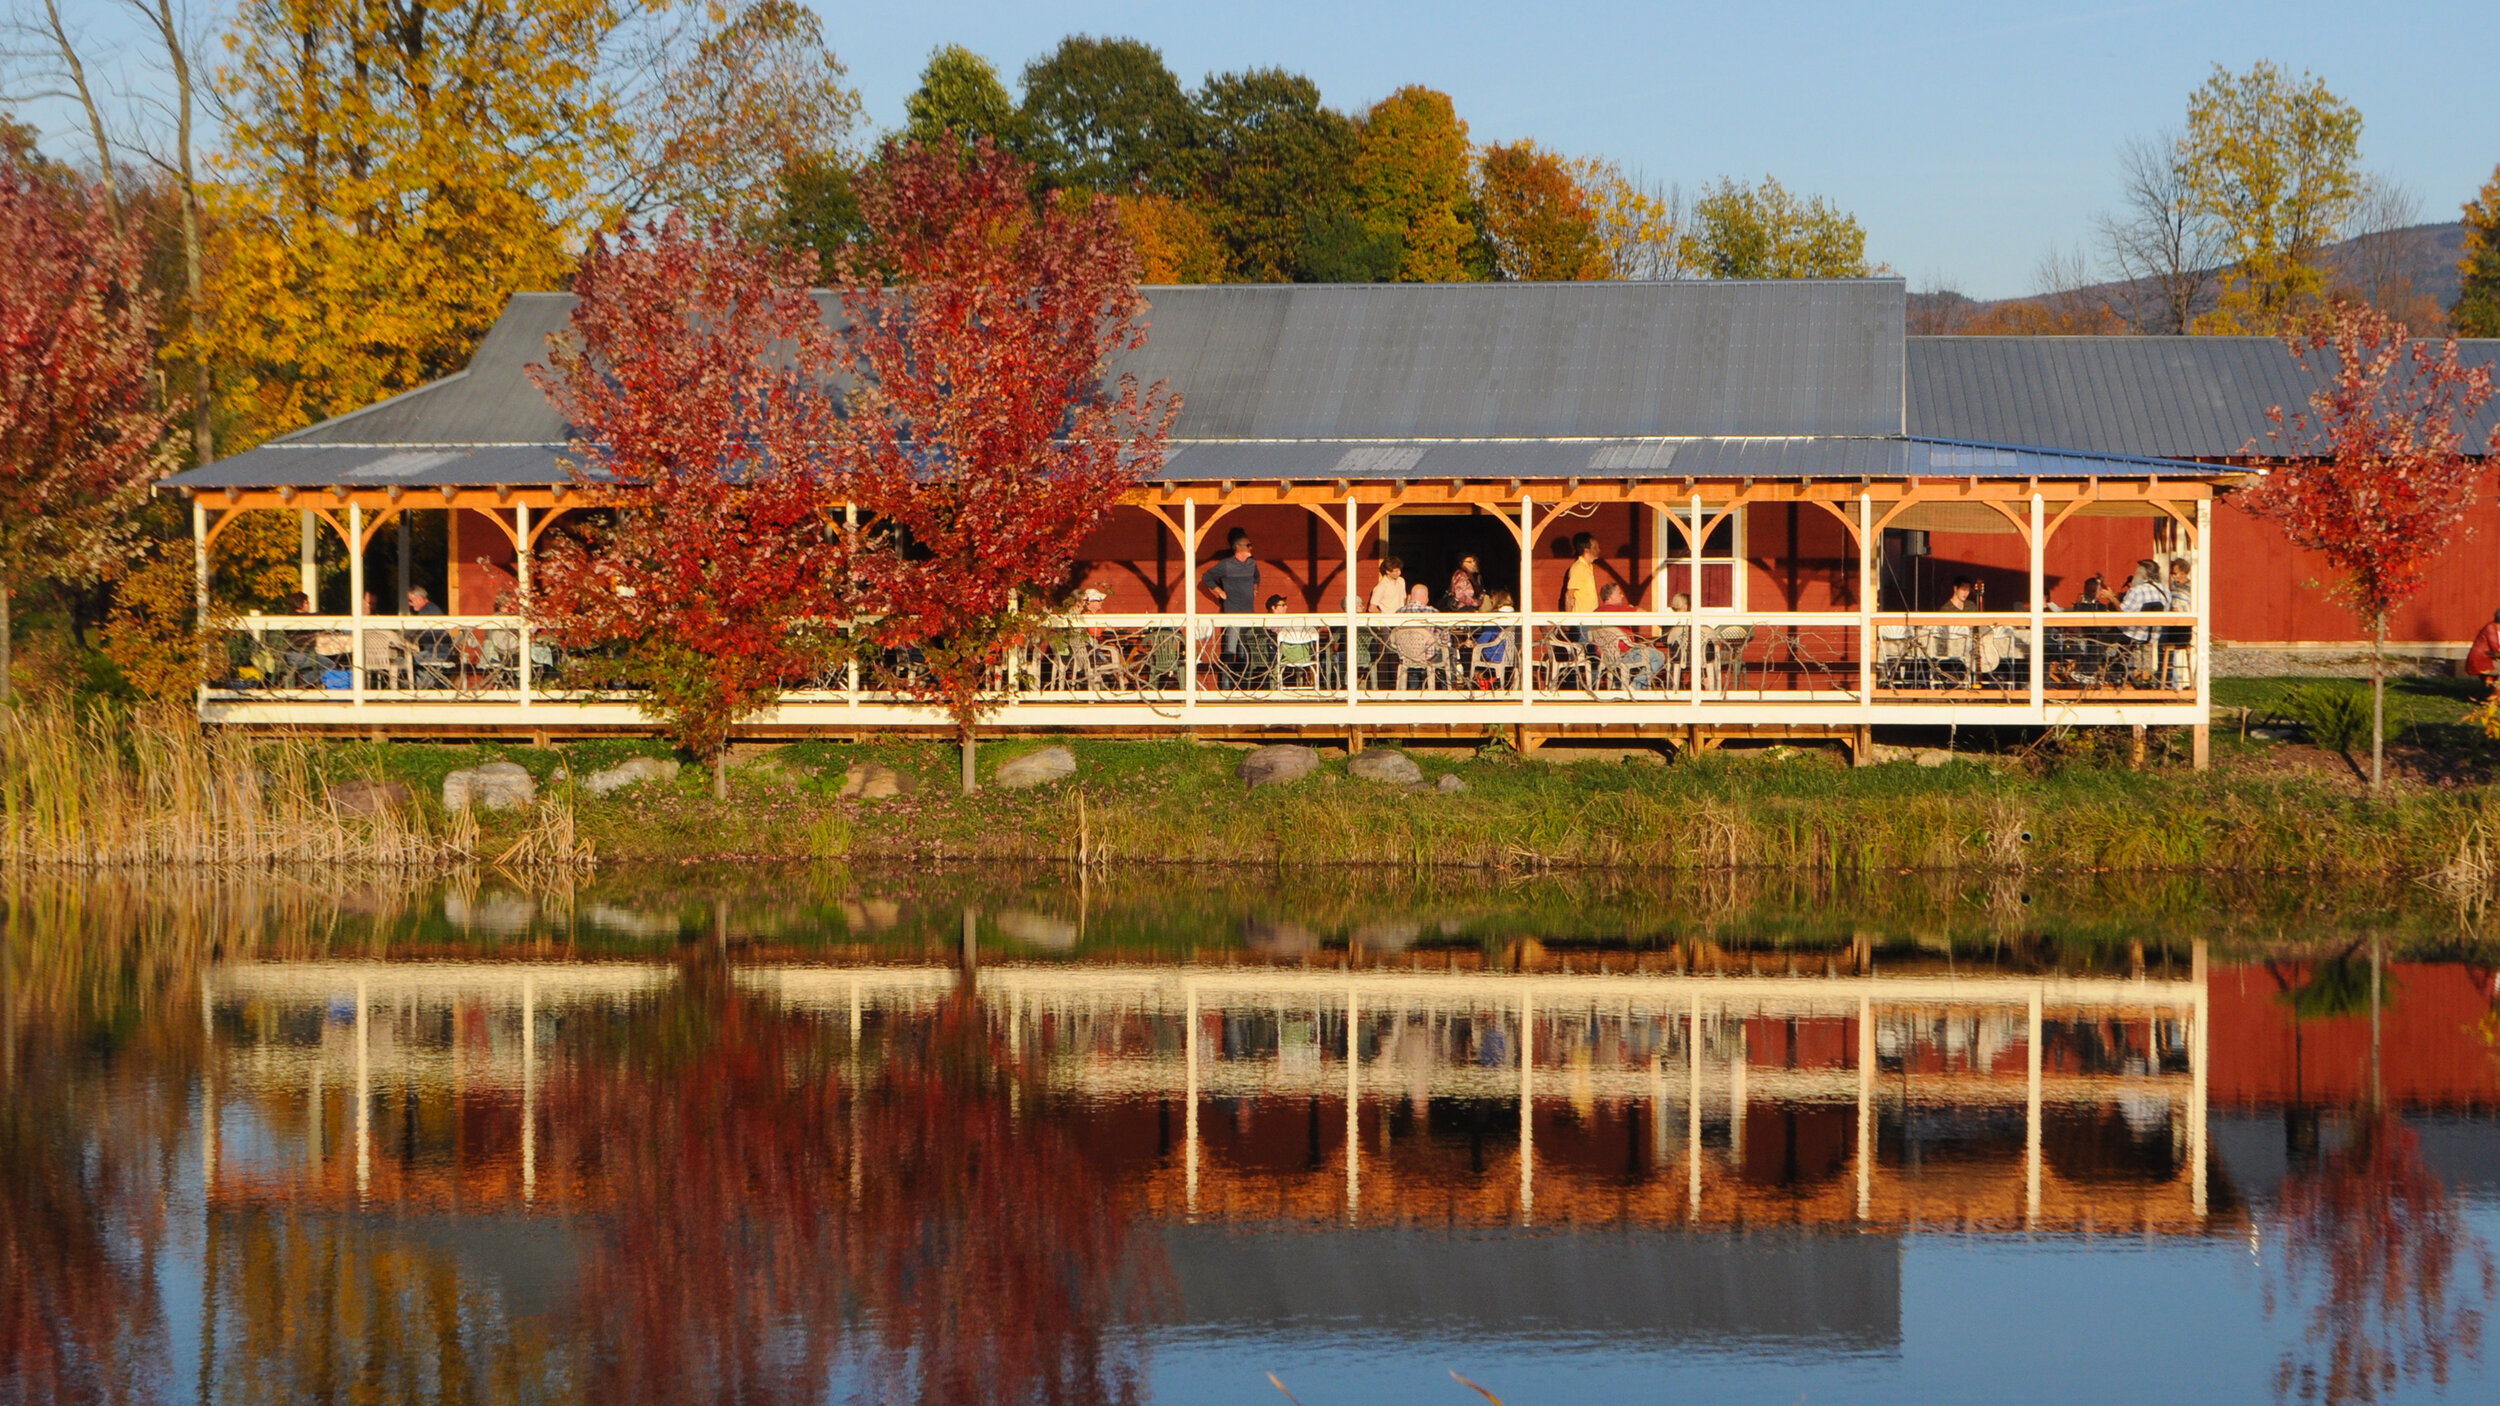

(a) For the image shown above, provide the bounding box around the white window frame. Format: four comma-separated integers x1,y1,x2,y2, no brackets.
1653,502,1747,613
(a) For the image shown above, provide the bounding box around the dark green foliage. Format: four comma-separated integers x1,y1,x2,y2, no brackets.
773,152,865,283
1297,207,1403,283
1194,68,1360,280
1017,35,1200,195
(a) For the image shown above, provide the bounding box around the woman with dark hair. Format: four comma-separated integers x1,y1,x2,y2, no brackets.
1448,554,1482,611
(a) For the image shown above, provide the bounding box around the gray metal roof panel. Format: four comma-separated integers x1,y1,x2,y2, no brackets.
166,443,579,489
1907,336,2500,458
1117,281,1907,439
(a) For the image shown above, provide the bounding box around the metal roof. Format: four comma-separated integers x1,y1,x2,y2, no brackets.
1907,335,2500,459
1120,280,1907,439
174,284,2449,494
1148,436,2226,483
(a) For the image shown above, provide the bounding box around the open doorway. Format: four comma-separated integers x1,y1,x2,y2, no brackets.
1385,508,1516,607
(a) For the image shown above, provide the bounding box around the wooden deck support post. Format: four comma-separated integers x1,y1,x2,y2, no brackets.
2028,493,2045,719
1345,496,1361,710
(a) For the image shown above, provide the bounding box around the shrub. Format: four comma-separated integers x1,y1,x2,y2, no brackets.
2278,683,2371,756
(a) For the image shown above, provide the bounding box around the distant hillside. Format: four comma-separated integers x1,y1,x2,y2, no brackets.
1916,222,2470,334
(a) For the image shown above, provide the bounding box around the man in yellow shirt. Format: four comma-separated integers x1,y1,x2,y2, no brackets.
1564,533,1600,612
1563,533,1600,641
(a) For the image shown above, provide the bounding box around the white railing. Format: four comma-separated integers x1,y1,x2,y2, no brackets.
205,608,2201,716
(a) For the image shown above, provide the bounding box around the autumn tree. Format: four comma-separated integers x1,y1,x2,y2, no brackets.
1682,176,1878,278
836,136,1177,792
1575,158,1683,280
527,217,858,798
1114,191,1228,282
2453,162,2500,337
1018,34,1199,196
1194,68,1360,281
0,135,168,701
1477,140,1605,281
2178,61,2365,335
632,0,861,231
2245,304,2496,787
204,0,656,447
1352,86,1485,282
902,43,1029,152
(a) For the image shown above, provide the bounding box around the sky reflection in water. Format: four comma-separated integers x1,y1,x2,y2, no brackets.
5,871,2496,1405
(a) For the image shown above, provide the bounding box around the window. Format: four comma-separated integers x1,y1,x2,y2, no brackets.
1655,504,1745,610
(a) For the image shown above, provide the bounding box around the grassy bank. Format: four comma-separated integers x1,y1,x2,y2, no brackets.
5,690,2496,879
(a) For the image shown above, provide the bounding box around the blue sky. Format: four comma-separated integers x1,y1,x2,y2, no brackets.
23,1,2496,299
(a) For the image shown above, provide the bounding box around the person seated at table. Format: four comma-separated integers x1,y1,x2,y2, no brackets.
1944,576,1978,611
2465,607,2500,698
1265,594,1327,683
1386,585,1445,688
2118,559,2171,640
1590,583,1667,688
1448,554,1482,611
2067,574,2116,611
1472,591,1515,672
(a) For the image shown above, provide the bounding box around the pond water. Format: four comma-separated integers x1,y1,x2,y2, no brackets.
8,869,2499,1405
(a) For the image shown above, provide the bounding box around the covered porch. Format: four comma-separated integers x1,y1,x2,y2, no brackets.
186,445,2228,761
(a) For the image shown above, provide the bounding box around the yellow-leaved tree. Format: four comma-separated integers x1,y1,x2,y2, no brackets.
1352,86,1484,283
1476,140,1604,281
199,0,654,449
1571,157,1682,280
2177,61,2364,335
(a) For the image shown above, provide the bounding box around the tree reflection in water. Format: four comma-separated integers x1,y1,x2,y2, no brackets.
2271,1114,2495,1402
551,952,1159,1406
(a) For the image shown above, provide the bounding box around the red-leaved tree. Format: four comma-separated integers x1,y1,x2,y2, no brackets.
0,133,170,701
529,216,859,796
2247,304,2496,788
837,136,1177,792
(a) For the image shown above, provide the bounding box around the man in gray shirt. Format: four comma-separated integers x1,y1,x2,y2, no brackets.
1201,528,1261,685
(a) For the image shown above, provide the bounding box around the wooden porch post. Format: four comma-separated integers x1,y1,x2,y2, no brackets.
299,510,318,602
1517,496,1535,710
2029,493,2045,718
843,503,859,707
1856,493,1874,712
1687,494,1704,704
1345,496,1360,710
515,502,532,709
348,502,365,709
1182,497,1197,717
191,496,210,625
2193,496,2212,769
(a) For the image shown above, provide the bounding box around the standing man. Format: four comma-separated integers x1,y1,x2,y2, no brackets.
1564,533,1601,642
1200,528,1260,686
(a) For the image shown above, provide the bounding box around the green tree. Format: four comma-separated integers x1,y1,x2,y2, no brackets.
903,44,1029,152
1018,35,1198,194
2177,61,2364,334
1351,85,1483,282
1478,140,1604,281
2452,162,2500,337
1297,208,1402,282
1195,68,1360,281
773,152,864,282
1681,176,1876,278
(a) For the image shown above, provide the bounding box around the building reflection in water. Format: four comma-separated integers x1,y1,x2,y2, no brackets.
8,927,2481,1404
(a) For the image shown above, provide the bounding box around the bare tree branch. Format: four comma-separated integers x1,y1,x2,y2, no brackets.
2096,130,2221,334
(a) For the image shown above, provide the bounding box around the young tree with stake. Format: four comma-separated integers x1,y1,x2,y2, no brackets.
528,216,858,797
2245,303,2495,788
836,135,1177,792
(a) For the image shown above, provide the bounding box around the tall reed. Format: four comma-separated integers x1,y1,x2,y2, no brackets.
0,701,580,870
